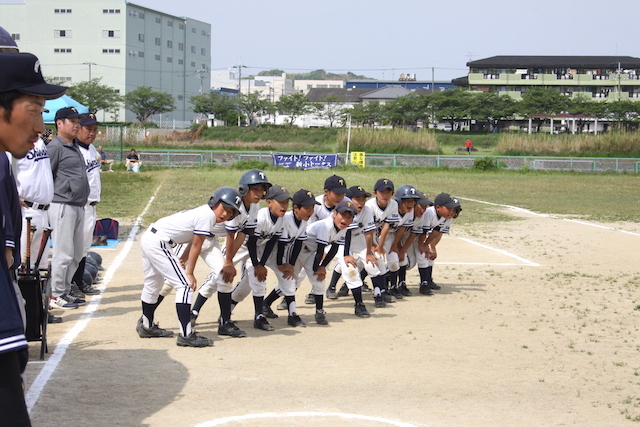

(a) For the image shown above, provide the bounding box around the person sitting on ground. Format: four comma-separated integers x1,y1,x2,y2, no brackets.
97,145,114,172
125,148,141,172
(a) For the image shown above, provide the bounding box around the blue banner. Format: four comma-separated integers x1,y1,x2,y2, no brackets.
272,153,339,170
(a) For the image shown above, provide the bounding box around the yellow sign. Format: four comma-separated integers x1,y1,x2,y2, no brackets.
351,151,365,168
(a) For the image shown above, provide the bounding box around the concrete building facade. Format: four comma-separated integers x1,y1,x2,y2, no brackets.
0,0,211,122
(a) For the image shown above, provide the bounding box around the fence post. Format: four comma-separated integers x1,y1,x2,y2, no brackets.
393,155,397,167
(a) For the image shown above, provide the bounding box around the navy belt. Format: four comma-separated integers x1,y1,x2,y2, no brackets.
150,227,175,246
24,201,50,210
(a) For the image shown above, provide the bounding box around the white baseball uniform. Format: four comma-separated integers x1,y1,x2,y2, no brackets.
365,198,399,273
78,142,101,253
140,204,218,305
231,207,285,301
295,216,349,295
422,205,453,267
9,138,54,269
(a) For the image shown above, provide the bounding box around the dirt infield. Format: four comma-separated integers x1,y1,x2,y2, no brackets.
23,204,640,427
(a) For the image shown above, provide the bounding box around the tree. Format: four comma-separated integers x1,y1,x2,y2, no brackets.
124,86,175,125
66,77,122,115
384,93,429,127
427,88,475,131
471,92,518,131
315,95,347,127
349,102,384,127
239,91,271,126
275,93,315,127
189,92,238,124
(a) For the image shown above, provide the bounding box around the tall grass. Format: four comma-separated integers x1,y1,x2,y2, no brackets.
335,128,439,154
496,131,640,157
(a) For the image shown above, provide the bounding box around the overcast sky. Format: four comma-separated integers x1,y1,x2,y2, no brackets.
4,0,639,82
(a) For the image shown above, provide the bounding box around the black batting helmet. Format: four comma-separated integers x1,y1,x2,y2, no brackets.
209,186,243,219
238,169,272,199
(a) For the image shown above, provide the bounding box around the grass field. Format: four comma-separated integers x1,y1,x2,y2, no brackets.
98,167,640,226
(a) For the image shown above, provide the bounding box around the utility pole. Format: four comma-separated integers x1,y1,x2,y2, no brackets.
195,67,209,94
232,64,246,126
83,58,96,80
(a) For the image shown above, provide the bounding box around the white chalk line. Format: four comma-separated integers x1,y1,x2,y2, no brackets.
460,196,640,236
457,237,541,266
195,411,418,427
25,185,161,413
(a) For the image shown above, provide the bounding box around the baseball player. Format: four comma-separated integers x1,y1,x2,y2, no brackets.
365,178,400,307
137,187,242,347
418,193,462,295
325,186,379,309
71,113,101,296
295,199,356,325
395,189,432,296
302,174,348,305
229,185,291,331
262,189,318,327
190,169,271,338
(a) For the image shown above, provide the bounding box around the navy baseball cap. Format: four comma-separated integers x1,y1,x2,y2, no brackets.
0,26,18,50
416,190,432,206
292,189,320,207
434,193,460,209
324,175,348,194
335,198,356,216
346,185,371,199
266,184,292,202
0,52,67,99
80,113,99,126
55,107,83,121
374,178,394,192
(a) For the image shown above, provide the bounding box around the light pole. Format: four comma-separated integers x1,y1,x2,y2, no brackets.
232,64,246,126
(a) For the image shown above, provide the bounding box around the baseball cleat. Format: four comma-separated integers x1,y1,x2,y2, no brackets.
419,282,434,296
276,299,288,310
176,332,213,347
326,285,338,299
254,315,275,331
429,281,441,290
218,320,247,337
382,292,396,303
374,295,386,308
354,303,370,318
390,287,403,299
304,293,315,304
136,318,174,338
287,313,306,327
262,304,278,319
337,283,349,297
398,282,412,296
362,283,372,293
315,309,328,325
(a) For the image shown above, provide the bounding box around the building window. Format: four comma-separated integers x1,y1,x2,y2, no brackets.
177,95,184,101
54,9,72,13
155,17,161,23
191,27,196,33
53,48,72,53
201,30,207,36
190,61,196,67
102,48,121,54
139,12,145,19
102,9,120,14
11,33,19,41
178,59,184,65
167,57,173,63
179,23,184,30
201,48,206,56
155,37,161,46
167,40,173,48
54,29,71,38
155,54,161,61
138,34,145,42
103,30,121,38
167,20,173,27
52,76,72,82
178,42,184,51
138,51,145,58
202,64,206,69
191,46,196,53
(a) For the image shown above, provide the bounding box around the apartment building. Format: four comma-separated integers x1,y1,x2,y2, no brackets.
464,55,640,101
0,0,211,122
